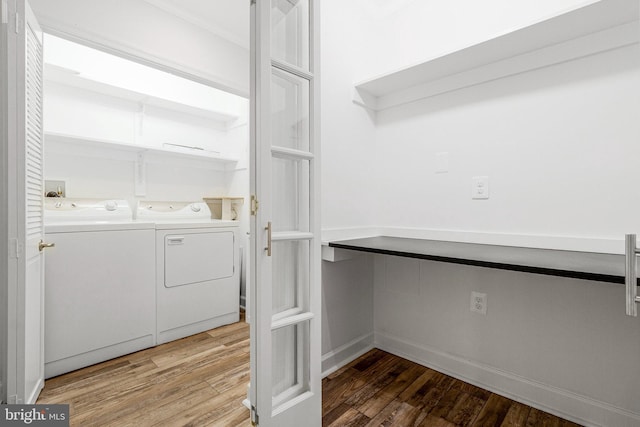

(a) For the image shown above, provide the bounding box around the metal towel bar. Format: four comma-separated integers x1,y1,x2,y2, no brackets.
625,234,640,317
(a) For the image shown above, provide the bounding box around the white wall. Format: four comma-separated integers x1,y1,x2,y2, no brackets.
320,1,379,232
322,0,640,425
29,0,249,96
319,0,382,372
375,45,640,246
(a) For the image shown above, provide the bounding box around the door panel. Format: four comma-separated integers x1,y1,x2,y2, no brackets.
271,157,309,233
271,0,310,70
5,0,46,404
250,0,320,425
272,239,309,318
271,69,310,151
22,0,45,404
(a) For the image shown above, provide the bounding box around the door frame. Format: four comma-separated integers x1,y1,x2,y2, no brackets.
1,0,256,405
1,0,22,404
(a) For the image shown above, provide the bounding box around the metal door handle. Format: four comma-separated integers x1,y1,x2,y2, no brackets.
625,234,640,317
265,222,272,256
39,240,55,252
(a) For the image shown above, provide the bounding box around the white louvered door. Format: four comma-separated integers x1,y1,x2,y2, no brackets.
15,0,45,404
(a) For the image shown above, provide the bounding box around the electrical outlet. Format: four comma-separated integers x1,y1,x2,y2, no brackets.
470,291,487,315
471,176,489,199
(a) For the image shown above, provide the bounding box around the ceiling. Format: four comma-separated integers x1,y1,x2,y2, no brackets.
142,0,250,49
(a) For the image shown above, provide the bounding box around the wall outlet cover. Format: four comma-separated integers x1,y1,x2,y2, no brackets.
471,291,487,315
471,176,489,199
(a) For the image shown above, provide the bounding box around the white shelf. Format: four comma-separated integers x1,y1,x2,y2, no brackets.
45,64,240,124
354,0,639,111
45,132,240,170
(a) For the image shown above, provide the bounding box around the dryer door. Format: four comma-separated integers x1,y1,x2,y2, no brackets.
164,231,234,288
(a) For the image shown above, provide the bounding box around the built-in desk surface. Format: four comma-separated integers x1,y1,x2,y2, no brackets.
329,236,636,285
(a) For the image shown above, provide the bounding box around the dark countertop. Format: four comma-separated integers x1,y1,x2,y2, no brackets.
329,236,635,285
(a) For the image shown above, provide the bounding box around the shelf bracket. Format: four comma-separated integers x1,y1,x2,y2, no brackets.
135,152,146,196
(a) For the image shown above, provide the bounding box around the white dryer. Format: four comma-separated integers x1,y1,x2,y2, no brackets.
44,198,156,378
137,201,240,344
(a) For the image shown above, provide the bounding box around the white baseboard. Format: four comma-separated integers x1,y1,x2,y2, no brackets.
321,333,374,378
239,295,246,311
375,332,640,427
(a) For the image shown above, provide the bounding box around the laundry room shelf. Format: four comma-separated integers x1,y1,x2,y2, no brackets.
45,132,240,170
353,0,639,111
329,236,637,285
44,63,240,124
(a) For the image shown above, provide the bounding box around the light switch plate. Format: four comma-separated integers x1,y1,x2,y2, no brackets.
472,176,489,199
435,152,449,173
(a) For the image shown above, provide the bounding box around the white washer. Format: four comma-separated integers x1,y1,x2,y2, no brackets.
137,201,240,344
44,198,156,378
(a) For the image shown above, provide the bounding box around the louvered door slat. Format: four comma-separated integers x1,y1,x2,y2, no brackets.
25,20,43,240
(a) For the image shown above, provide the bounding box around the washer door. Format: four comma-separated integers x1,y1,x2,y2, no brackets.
164,231,234,288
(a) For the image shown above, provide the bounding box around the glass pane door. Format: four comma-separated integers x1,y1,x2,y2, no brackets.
250,0,320,425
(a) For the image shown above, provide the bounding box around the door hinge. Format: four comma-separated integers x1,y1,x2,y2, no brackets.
1,1,8,24
250,195,259,216
9,238,20,259
250,405,259,426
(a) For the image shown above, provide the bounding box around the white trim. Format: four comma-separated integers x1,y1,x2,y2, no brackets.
375,332,640,427
0,0,11,404
321,332,374,378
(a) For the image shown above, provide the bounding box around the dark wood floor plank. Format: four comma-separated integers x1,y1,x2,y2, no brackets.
418,414,458,427
526,408,562,427
328,408,371,427
451,379,492,401
323,368,368,416
472,393,512,426
365,399,426,427
358,363,426,418
501,401,531,427
324,403,355,427
446,392,485,427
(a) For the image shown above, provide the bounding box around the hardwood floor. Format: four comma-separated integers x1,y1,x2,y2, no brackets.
37,318,251,427
38,317,582,427
322,349,582,427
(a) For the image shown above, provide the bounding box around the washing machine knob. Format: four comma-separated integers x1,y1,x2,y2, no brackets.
105,200,118,211
190,204,201,213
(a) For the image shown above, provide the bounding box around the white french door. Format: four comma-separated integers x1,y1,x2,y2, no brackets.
249,0,321,425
